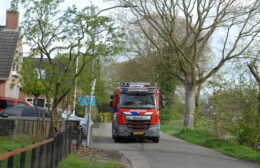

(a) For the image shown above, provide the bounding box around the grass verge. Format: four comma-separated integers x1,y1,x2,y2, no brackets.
0,136,34,167
161,125,260,162
0,136,33,155
57,153,123,168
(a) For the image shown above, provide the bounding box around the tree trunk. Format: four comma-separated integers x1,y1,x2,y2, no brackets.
258,83,260,115
195,84,201,108
184,83,197,129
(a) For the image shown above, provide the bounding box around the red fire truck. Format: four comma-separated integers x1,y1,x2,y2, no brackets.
111,82,163,143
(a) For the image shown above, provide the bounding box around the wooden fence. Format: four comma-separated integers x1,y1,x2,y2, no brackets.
0,128,72,168
0,118,65,139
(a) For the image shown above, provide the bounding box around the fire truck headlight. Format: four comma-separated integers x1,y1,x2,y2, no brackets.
150,125,159,132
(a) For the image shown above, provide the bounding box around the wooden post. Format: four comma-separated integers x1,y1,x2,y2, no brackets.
7,150,13,168
69,128,72,153
55,135,59,166
38,145,44,168
76,127,81,150
20,150,26,168
31,148,36,168
45,142,50,168
50,138,55,168
58,133,62,162
60,132,64,159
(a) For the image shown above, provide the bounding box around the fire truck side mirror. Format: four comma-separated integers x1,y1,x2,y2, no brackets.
110,95,114,108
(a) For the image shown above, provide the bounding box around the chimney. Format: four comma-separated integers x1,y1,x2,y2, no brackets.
6,6,19,30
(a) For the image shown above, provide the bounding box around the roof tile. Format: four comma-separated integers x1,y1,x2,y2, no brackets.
0,29,19,79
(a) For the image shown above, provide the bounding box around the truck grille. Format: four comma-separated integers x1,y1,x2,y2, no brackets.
126,120,150,131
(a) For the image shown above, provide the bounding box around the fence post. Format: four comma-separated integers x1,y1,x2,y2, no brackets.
58,133,62,162
55,134,59,166
45,142,50,168
7,150,13,168
20,149,26,168
64,129,68,157
38,145,44,168
69,128,72,153
50,138,55,168
31,147,36,168
76,127,81,150
60,132,64,159
64,129,67,156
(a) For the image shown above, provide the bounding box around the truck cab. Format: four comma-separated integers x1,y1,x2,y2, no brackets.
111,82,162,143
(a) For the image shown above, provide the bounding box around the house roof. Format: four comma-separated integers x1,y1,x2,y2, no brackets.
0,28,19,80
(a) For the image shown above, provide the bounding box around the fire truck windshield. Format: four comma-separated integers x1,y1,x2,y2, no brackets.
119,93,156,109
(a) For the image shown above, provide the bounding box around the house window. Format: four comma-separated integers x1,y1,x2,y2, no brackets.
36,99,45,107
26,98,46,107
26,98,33,104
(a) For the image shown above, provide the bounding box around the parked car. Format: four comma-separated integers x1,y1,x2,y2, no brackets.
0,106,50,119
0,97,33,112
59,110,93,135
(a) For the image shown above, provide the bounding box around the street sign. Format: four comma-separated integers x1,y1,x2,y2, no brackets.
78,96,96,106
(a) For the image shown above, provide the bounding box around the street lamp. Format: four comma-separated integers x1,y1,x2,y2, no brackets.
85,4,136,147
96,4,137,16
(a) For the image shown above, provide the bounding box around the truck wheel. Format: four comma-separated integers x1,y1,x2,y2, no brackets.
152,137,159,143
114,137,120,143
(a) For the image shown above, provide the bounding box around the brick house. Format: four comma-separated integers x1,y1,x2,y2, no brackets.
18,58,50,107
0,6,48,107
0,7,22,98
0,6,71,109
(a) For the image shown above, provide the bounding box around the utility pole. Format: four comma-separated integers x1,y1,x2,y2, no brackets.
72,56,78,116
85,3,137,147
86,79,96,146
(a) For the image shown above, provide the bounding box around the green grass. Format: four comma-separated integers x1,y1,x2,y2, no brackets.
161,124,183,135
161,125,260,162
57,153,123,168
0,136,34,167
0,136,33,155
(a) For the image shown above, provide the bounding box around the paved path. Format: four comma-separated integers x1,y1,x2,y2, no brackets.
90,123,260,168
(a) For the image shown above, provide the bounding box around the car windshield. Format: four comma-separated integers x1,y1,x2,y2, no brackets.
120,93,155,109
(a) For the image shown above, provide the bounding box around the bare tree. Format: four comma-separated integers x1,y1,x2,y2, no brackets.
120,0,260,128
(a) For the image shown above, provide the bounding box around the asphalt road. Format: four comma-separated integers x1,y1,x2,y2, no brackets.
90,123,260,168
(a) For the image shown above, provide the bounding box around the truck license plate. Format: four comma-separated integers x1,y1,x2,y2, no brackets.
133,132,144,135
